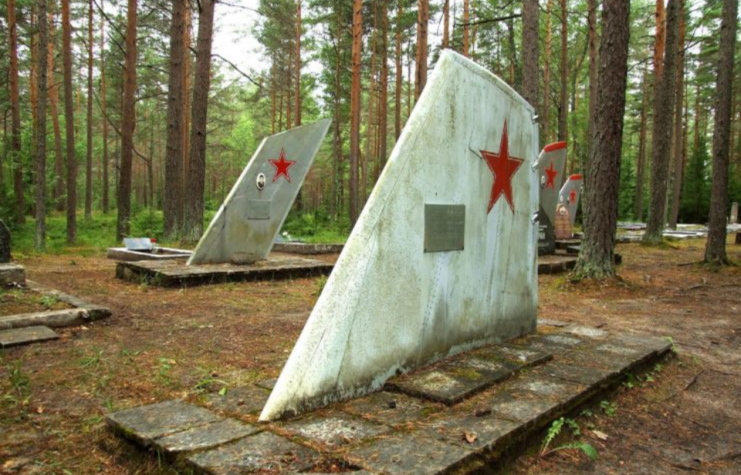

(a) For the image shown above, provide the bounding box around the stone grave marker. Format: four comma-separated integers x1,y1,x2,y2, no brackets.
0,219,10,263
188,119,331,266
533,142,567,254
731,202,738,224
260,50,539,421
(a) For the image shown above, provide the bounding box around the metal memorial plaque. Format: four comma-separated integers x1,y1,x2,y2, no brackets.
247,200,271,220
424,204,465,252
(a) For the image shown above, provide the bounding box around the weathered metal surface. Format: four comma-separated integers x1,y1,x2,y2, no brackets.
187,119,331,266
558,174,583,228
260,51,539,421
123,237,153,251
532,142,567,254
424,204,466,252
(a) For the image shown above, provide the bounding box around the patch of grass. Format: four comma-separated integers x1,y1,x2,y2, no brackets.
599,400,617,417
4,360,32,410
79,347,105,369
39,294,59,309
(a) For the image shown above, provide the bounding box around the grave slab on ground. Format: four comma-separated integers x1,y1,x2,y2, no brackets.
115,253,333,287
107,325,672,475
0,326,59,348
0,263,25,286
106,246,193,262
271,242,344,255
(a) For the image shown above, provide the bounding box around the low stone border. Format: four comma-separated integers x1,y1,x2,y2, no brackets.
272,243,344,255
107,247,193,262
0,280,111,331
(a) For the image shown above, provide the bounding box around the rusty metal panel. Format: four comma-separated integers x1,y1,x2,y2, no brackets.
424,204,465,252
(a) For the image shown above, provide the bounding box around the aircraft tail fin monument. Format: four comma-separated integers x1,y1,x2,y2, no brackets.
559,174,583,228
260,51,539,421
533,142,568,253
187,119,331,266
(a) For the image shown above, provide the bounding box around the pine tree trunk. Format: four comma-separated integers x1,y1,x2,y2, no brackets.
415,0,428,100
558,0,568,142
443,0,449,49
587,0,598,162
463,0,470,57
349,0,363,226
85,0,94,219
543,0,552,143
635,66,649,221
100,1,109,213
182,0,215,242
379,0,389,172
394,0,403,140
654,0,666,81
35,0,48,251
117,0,138,241
181,4,192,225
668,0,685,230
48,4,65,213
644,0,680,245
522,0,539,117
8,0,25,224
164,0,186,239
63,0,77,242
704,0,738,264
295,0,302,127
573,0,630,280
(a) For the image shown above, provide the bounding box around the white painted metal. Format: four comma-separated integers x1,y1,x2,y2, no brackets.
533,142,568,237
260,51,539,421
559,174,583,228
187,120,331,266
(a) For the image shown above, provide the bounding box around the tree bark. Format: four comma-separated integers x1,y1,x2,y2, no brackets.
164,0,186,238
522,0,539,117
100,0,109,213
587,0,598,163
117,0,138,241
573,0,631,279
654,0,666,81
443,0,449,49
643,0,680,245
668,0,685,230
63,0,77,242
463,0,470,57
543,0,552,143
704,0,738,264
395,0,403,140
635,65,649,221
35,0,49,251
48,4,65,213
295,0,302,127
8,0,24,224
379,0,389,171
85,0,94,219
415,0,428,100
558,0,568,142
183,0,216,242
181,4,192,224
349,0,362,226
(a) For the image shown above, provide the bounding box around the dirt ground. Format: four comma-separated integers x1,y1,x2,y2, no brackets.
1,236,739,475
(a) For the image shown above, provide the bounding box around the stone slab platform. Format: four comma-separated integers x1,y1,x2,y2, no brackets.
115,253,334,287
537,254,577,274
0,263,26,286
107,247,193,262
106,324,671,474
272,242,344,255
0,325,59,348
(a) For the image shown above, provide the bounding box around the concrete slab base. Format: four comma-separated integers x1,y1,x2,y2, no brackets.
537,254,577,274
106,325,672,474
272,243,344,255
116,253,333,287
0,326,59,348
106,247,193,262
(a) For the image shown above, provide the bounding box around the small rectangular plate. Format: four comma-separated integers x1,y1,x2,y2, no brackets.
123,237,153,251
247,200,270,220
424,204,465,253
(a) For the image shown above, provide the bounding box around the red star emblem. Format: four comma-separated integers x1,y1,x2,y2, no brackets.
479,120,524,213
268,148,296,183
544,161,558,189
569,189,577,204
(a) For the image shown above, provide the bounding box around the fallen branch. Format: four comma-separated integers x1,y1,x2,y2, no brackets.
684,370,704,391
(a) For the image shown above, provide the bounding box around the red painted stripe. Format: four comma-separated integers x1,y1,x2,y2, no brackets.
569,174,583,181
544,141,568,152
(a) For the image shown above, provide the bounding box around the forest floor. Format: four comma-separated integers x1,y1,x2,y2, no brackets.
0,235,739,475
